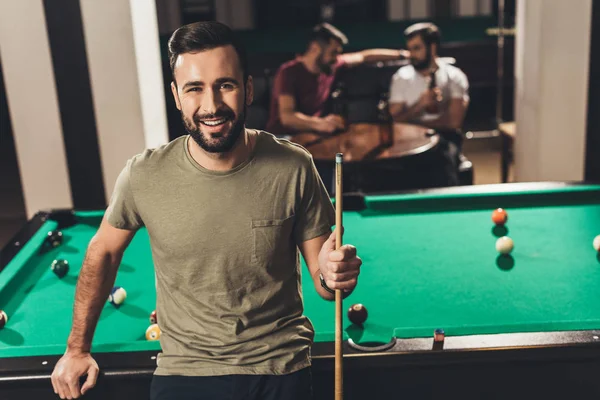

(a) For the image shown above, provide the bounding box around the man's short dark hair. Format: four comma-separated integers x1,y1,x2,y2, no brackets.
309,23,348,48
168,21,248,85
404,22,441,47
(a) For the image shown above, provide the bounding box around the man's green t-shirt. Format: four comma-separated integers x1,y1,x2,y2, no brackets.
105,130,336,376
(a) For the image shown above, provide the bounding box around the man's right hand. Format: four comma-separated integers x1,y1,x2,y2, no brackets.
51,350,99,399
314,114,345,133
418,89,438,109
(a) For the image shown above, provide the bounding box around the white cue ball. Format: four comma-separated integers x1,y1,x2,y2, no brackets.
496,236,514,255
108,286,127,306
593,235,600,252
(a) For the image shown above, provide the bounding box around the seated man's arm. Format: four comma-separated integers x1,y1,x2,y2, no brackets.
390,99,428,123
340,49,410,67
417,98,468,130
279,95,342,134
419,70,470,130
388,72,430,123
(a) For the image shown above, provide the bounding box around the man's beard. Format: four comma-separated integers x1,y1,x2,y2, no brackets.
412,46,433,71
317,53,334,75
182,104,246,153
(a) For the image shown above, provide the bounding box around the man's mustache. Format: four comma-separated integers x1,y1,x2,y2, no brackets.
193,110,235,123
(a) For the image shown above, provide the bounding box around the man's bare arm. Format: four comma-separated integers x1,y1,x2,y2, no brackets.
415,99,468,131
340,49,410,67
278,95,341,133
298,232,335,301
67,217,136,352
279,95,321,132
389,101,427,124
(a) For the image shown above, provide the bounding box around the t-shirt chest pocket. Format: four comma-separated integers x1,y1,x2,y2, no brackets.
251,215,296,268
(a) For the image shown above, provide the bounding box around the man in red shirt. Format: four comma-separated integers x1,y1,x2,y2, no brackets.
266,23,409,137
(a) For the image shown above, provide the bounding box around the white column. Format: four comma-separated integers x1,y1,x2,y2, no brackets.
80,0,169,201
0,0,72,218
514,0,592,182
129,0,170,150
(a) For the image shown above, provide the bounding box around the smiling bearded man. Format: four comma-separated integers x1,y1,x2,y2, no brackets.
50,20,362,400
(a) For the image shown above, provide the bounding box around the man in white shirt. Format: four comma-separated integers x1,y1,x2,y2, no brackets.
388,22,470,186
389,22,469,131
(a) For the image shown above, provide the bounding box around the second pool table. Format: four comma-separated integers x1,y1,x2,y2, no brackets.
1,182,600,399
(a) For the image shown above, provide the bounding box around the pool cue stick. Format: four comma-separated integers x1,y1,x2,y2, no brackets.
334,153,344,400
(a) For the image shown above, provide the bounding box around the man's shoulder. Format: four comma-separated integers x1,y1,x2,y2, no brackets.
257,130,314,166
440,62,468,83
276,59,305,76
128,136,186,172
392,64,417,81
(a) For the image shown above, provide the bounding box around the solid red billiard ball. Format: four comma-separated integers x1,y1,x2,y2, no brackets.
348,304,368,325
492,208,508,225
150,310,157,324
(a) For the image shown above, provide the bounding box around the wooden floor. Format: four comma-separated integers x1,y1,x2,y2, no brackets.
462,136,514,185
0,138,509,251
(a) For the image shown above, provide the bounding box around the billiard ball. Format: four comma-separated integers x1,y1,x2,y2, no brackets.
50,259,69,278
45,230,63,248
108,286,127,306
593,235,600,252
150,310,157,324
146,324,161,341
492,208,508,225
496,236,514,255
347,304,368,325
0,310,7,329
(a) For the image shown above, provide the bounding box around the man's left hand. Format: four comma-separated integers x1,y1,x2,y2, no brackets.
318,229,362,292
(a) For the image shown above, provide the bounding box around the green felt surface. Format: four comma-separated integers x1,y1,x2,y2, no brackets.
1,185,600,358
0,213,161,358
308,184,600,345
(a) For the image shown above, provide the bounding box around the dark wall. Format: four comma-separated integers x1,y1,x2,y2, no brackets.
0,59,26,219
585,0,600,182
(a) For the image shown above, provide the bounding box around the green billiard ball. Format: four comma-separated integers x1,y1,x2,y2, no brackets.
51,259,69,278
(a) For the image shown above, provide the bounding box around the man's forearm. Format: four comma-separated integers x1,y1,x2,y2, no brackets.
361,49,409,63
391,102,425,123
67,238,121,353
281,112,321,133
417,113,462,131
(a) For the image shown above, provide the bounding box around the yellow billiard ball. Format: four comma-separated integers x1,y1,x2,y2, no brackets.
146,324,161,341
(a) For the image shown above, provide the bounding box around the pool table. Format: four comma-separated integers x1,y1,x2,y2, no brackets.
2,182,600,399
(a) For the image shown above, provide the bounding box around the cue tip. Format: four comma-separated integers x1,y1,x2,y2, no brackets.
336,153,343,163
